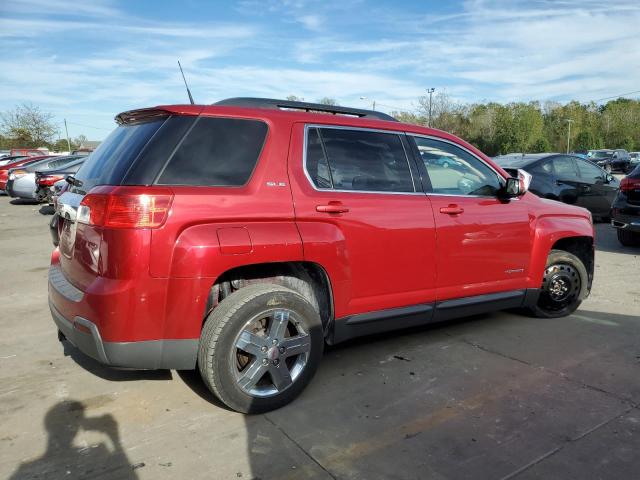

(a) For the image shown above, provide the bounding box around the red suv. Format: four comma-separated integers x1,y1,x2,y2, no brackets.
50,98,594,413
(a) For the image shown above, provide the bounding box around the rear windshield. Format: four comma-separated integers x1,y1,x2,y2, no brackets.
156,116,268,186
73,118,166,193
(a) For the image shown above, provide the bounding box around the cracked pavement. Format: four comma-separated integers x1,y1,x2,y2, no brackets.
1,198,639,480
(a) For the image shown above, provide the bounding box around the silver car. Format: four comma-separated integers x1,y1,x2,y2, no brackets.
7,156,82,200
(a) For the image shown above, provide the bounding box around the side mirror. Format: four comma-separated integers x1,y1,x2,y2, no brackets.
503,168,531,198
605,174,614,183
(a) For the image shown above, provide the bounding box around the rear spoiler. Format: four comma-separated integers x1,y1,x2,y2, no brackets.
115,108,173,125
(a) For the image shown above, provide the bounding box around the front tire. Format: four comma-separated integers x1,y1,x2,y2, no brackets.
527,250,588,318
617,228,640,247
198,284,324,414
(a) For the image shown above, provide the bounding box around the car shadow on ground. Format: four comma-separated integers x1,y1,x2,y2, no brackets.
39,205,54,215
9,198,39,205
61,340,172,382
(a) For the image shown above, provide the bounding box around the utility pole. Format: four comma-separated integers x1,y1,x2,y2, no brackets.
64,118,71,153
359,96,375,111
566,119,574,153
427,88,435,127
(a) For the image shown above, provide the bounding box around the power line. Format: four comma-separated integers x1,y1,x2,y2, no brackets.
66,121,112,131
591,90,640,103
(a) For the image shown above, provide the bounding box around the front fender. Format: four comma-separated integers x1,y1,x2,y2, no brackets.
528,214,594,289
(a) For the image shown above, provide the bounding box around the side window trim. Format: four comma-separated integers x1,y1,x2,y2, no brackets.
407,133,506,198
315,128,335,189
302,124,421,195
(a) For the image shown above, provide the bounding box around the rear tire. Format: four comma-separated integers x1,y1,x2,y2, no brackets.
527,250,588,318
198,283,324,414
617,228,640,247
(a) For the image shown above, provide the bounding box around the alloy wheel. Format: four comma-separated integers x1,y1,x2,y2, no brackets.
231,309,311,397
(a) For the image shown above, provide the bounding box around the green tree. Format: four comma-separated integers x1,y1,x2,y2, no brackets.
0,103,59,148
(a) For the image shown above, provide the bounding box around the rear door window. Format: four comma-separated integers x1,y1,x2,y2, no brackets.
552,156,579,179
157,117,267,186
306,127,414,193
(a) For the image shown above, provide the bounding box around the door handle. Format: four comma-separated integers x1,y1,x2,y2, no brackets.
580,185,591,192
440,204,464,215
316,202,349,214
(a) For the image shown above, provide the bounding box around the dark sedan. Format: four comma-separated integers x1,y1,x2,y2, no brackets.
588,149,632,173
494,153,619,221
611,164,640,246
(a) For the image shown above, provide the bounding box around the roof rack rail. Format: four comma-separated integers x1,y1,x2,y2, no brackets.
213,97,397,122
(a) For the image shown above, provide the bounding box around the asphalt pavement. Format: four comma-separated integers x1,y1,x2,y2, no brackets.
0,196,638,480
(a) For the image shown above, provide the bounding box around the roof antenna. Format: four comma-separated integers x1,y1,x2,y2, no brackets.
177,60,195,105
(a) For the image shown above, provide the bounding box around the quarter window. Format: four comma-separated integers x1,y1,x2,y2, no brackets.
306,127,414,193
412,136,502,196
157,117,267,186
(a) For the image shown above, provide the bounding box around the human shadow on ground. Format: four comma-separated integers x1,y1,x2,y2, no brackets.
9,400,140,479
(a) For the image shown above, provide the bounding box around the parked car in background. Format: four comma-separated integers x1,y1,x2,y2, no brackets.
611,164,640,246
6,155,84,200
494,153,619,221
588,149,631,173
10,148,48,157
630,152,640,167
35,157,86,203
50,97,594,413
0,155,27,167
0,155,52,193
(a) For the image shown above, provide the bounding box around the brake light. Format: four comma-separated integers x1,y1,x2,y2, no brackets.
77,187,173,229
620,177,640,192
37,174,64,186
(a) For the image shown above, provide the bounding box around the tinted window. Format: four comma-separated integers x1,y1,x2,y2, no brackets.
158,117,267,186
552,156,578,178
413,136,502,196
576,159,604,182
74,118,166,193
530,160,553,175
313,128,413,192
306,128,333,189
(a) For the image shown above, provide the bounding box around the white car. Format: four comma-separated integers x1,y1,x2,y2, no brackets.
6,156,82,200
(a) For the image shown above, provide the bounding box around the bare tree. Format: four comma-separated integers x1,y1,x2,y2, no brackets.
0,103,59,147
317,97,339,106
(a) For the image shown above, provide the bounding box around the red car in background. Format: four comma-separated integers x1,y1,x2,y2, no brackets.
10,148,48,157
0,156,52,192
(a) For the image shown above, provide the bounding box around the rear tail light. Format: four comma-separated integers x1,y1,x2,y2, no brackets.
37,174,64,187
77,187,173,229
620,177,640,192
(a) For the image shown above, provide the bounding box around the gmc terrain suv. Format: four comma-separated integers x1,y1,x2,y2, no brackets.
50,98,594,413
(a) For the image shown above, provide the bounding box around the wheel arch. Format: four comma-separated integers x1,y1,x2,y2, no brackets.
203,261,334,335
529,216,594,293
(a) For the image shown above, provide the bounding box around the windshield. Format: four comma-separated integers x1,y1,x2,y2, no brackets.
591,151,613,159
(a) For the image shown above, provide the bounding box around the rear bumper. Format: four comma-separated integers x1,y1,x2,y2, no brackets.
48,263,198,370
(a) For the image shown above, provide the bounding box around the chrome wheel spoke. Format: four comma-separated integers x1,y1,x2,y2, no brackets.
280,334,311,358
269,364,293,391
236,330,267,356
237,360,268,391
269,310,290,341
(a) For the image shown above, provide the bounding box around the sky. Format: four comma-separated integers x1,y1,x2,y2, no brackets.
1,0,639,140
